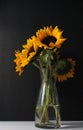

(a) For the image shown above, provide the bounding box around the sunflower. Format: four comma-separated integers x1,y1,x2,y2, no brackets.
14,50,24,75
54,58,76,82
36,26,66,49
14,38,37,75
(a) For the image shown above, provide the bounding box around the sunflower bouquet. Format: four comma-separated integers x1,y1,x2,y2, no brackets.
14,26,75,82
14,26,76,128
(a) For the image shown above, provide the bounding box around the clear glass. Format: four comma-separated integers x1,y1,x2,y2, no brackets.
35,68,61,128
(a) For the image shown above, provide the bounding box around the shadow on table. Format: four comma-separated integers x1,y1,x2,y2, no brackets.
61,121,83,129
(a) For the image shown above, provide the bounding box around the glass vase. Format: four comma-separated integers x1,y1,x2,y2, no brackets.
35,67,61,128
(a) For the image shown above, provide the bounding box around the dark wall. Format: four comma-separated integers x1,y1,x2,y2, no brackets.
0,0,83,121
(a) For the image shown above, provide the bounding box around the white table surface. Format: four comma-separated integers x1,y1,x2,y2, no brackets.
0,121,83,130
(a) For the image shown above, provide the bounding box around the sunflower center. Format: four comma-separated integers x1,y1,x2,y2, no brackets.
42,36,56,45
55,59,72,74
28,46,34,55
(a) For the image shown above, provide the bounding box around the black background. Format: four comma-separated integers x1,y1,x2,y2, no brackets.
0,0,83,121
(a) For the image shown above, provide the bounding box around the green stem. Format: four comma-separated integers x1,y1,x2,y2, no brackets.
32,62,40,70
53,105,61,127
40,84,50,123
